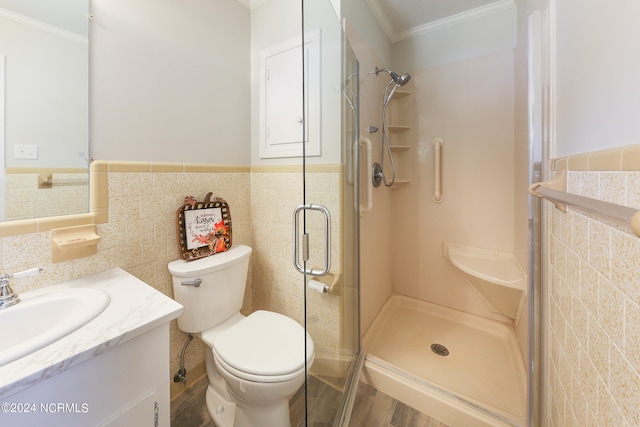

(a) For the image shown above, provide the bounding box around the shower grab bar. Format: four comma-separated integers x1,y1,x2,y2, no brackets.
529,171,640,237
432,138,444,203
346,131,357,186
359,136,373,215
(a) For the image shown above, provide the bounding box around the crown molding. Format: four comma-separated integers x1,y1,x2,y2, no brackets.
0,8,87,44
368,0,515,43
238,0,268,9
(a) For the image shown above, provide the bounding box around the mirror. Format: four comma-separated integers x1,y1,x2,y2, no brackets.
0,0,89,221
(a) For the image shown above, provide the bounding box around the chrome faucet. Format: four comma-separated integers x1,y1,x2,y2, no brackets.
0,268,43,310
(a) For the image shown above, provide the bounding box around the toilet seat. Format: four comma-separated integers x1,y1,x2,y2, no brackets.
214,351,309,383
212,310,314,383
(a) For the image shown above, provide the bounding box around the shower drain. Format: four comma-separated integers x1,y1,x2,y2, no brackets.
430,343,450,357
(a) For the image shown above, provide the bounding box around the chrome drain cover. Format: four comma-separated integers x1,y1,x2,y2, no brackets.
430,343,449,357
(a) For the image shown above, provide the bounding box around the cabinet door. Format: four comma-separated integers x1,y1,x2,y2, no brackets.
103,385,169,427
0,325,170,427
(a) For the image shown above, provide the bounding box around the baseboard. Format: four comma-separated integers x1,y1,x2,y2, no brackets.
170,361,207,402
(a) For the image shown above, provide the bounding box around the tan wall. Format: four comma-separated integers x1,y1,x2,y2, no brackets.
2,161,252,400
546,0,640,422
2,161,349,398
546,145,640,425
250,166,345,380
4,170,88,220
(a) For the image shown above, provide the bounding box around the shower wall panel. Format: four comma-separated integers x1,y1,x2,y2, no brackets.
345,23,395,336
392,50,517,321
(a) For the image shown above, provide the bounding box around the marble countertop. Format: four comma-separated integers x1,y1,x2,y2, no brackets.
0,268,183,401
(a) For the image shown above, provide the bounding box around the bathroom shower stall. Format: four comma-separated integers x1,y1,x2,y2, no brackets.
340,1,539,425
270,0,540,426
353,49,529,426
293,0,541,426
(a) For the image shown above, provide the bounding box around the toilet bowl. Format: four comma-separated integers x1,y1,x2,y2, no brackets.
212,310,314,427
168,245,314,427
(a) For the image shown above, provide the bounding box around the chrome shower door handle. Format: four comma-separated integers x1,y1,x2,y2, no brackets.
292,204,331,276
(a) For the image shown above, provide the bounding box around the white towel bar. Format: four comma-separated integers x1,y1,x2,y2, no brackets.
39,175,88,188
529,172,640,237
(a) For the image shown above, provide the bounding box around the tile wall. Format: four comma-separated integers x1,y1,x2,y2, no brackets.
546,144,640,425
250,166,346,383
0,161,345,399
0,161,252,400
4,170,88,220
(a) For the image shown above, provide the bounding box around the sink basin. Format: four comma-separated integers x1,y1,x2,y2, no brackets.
0,287,110,366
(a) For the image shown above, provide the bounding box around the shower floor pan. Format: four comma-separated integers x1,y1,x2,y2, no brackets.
361,294,526,427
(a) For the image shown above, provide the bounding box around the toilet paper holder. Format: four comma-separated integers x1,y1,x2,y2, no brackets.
307,271,340,294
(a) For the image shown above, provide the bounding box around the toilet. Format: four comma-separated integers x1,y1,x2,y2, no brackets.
168,245,314,427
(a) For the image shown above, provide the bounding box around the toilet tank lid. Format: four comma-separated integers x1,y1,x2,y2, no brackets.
168,245,252,277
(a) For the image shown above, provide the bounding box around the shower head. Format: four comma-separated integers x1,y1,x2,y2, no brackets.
379,67,411,107
375,67,411,86
391,71,411,86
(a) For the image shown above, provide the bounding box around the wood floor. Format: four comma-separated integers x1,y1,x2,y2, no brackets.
171,375,211,427
170,375,448,427
348,382,448,427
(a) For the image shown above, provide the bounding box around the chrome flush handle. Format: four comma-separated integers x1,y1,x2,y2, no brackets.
181,279,202,287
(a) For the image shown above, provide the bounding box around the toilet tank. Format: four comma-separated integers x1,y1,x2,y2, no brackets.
168,245,252,333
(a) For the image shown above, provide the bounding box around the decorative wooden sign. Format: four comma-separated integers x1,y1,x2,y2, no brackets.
176,192,232,261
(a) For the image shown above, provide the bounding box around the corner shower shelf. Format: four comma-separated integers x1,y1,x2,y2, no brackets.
388,125,411,132
391,90,410,99
386,87,413,187
443,242,525,319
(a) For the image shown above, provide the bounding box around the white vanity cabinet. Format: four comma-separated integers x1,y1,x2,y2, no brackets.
0,325,169,426
0,269,183,427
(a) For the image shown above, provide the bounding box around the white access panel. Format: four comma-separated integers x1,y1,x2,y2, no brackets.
259,29,321,159
265,45,305,146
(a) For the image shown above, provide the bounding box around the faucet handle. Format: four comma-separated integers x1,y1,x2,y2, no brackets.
0,268,42,310
10,267,43,279
1,267,43,282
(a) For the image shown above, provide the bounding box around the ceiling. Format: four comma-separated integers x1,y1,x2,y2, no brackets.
0,0,88,35
1,0,513,42
245,1,516,43
366,0,514,42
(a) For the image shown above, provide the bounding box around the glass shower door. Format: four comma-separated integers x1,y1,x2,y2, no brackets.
296,0,362,425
